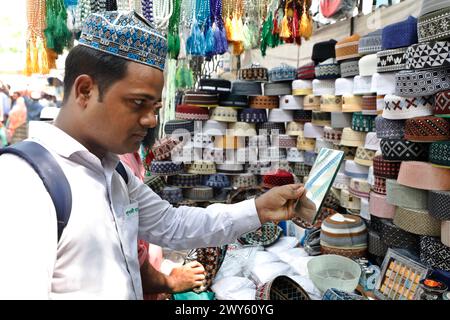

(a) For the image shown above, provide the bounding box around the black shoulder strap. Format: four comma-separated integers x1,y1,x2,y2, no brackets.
0,141,72,241
0,141,129,242
115,161,128,185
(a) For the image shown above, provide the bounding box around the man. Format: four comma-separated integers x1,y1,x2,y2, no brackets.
24,90,44,121
0,11,304,299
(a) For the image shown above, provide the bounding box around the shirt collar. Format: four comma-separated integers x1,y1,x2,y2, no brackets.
31,122,120,167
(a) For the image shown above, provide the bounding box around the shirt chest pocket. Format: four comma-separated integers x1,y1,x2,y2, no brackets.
116,201,139,259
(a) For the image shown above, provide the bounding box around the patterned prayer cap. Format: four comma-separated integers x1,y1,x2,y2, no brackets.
78,11,167,71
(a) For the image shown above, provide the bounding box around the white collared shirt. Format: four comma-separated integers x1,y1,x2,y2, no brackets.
0,123,261,299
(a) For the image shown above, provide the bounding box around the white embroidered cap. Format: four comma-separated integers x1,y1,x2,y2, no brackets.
286,148,305,162
268,109,294,123
312,79,336,96
292,80,313,96
303,122,325,139
279,95,304,110
371,72,396,96
335,78,355,96
202,120,227,136
364,132,381,151
353,76,374,95
359,54,377,76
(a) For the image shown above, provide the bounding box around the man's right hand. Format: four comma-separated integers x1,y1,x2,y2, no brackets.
168,261,206,293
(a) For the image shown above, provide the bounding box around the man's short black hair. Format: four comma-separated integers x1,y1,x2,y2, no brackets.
63,45,130,104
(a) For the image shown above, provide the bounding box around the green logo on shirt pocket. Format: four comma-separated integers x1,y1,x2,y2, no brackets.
125,207,139,217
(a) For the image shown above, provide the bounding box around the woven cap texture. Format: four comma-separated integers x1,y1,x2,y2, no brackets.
382,16,418,50
404,116,450,142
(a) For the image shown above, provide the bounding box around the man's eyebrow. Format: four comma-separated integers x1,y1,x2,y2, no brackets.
127,93,157,100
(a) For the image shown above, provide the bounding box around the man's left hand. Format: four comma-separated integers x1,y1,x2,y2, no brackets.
255,184,305,224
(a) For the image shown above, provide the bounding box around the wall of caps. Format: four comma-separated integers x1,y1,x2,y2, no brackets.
146,0,450,300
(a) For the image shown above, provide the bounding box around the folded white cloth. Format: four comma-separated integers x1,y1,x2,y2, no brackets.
265,236,299,253
211,276,256,300
275,248,310,263
250,262,292,285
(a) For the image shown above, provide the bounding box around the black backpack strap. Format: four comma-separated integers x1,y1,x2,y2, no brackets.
0,141,72,241
115,161,128,184
0,141,129,242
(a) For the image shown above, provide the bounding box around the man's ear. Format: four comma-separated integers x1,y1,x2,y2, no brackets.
73,75,95,108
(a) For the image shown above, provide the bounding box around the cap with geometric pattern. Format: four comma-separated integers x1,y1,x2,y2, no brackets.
418,6,450,43
394,207,441,237
150,161,184,176
161,186,184,204
168,173,202,188
320,95,342,112
249,96,279,109
340,59,360,78
269,64,297,82
377,48,408,73
404,116,450,142
264,82,292,96
312,111,332,127
336,34,361,62
395,68,450,97
419,236,450,272
429,141,450,168
435,90,450,118
428,190,450,220
175,104,210,121
323,126,343,144
382,95,434,120
373,155,401,179
183,186,214,201
352,113,376,132
286,121,304,136
203,174,231,188
303,95,321,111
354,147,376,167
182,90,219,107
380,139,429,161
210,107,238,122
375,116,405,139
342,95,363,113
340,128,366,147
78,11,167,70
239,108,268,123
293,110,313,123
186,161,216,175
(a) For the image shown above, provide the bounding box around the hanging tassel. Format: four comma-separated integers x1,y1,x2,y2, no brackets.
242,20,251,50
300,8,313,40
32,42,39,74
219,27,229,54
260,12,273,56
179,35,187,59
25,43,32,76
186,20,206,56
280,9,291,39
292,8,299,38
225,15,232,41
213,23,223,55
46,48,58,70
40,46,49,74
168,33,180,59
204,25,215,56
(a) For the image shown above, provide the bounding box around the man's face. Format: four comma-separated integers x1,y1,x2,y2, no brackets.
84,62,164,155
